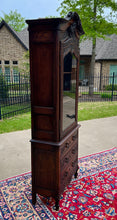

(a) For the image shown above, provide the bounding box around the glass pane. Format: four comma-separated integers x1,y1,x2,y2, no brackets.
5,67,10,83
13,68,19,83
63,53,77,131
0,67,2,74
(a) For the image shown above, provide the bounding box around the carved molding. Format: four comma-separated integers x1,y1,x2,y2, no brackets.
65,12,85,39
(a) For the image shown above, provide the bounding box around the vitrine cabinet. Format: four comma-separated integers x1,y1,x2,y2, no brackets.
26,12,84,210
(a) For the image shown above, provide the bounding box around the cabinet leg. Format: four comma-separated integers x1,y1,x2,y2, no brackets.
55,198,59,211
32,192,36,205
74,165,78,178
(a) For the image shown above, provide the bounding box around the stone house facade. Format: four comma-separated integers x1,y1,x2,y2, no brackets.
0,19,117,89
0,20,28,83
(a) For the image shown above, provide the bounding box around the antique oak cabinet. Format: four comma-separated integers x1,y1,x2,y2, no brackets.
26,12,84,210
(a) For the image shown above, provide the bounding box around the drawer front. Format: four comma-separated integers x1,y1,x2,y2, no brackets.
60,130,78,158
60,143,78,169
60,156,78,193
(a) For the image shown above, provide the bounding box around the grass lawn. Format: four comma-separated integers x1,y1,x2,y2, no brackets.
0,112,31,134
78,101,117,121
1,103,30,115
0,101,117,134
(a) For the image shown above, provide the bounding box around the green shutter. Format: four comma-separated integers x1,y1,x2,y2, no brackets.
0,67,2,74
79,65,85,80
13,68,19,83
109,65,117,85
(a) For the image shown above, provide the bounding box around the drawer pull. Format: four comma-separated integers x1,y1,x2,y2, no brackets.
65,157,69,163
64,171,68,177
72,162,75,167
65,142,69,148
72,135,77,141
72,149,75,154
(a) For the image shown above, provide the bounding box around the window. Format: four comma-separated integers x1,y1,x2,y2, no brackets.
0,67,2,74
5,67,10,82
4,61,9,65
13,68,19,83
13,61,18,65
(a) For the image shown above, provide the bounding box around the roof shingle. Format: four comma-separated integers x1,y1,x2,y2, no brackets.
80,34,117,60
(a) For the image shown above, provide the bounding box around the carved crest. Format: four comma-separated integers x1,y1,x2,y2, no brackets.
65,12,85,38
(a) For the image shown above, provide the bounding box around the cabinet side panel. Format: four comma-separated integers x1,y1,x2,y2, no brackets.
32,143,57,191
31,43,54,107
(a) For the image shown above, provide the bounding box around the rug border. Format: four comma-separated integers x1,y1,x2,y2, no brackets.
0,171,31,183
79,147,116,159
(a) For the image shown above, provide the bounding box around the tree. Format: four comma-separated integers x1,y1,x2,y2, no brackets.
58,0,117,95
0,10,26,32
19,50,30,78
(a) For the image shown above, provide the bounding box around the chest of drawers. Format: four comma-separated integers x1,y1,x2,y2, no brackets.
31,125,79,210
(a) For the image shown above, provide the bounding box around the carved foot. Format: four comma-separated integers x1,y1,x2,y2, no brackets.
32,192,36,205
74,165,78,178
55,198,59,211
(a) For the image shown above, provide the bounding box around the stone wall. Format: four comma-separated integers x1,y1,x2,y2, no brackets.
0,25,27,81
100,61,117,89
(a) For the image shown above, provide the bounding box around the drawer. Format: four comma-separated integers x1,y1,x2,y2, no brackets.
60,156,78,193
60,130,78,158
60,143,78,169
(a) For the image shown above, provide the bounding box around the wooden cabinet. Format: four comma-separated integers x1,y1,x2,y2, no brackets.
26,12,84,210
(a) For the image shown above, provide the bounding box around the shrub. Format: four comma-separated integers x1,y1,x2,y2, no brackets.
0,74,9,100
9,82,30,91
71,80,76,93
101,93,112,99
105,84,117,91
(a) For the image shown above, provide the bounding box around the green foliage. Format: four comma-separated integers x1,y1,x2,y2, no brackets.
19,51,30,76
63,91,75,99
57,0,117,95
105,84,117,91
8,83,30,91
100,93,112,99
57,0,117,40
0,74,9,100
0,10,26,31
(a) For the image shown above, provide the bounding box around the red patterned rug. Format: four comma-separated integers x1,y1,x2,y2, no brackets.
0,147,117,219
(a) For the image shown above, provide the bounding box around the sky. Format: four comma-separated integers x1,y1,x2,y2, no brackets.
0,0,117,22
0,0,62,20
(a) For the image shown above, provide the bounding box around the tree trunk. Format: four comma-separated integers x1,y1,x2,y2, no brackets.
89,38,96,96
89,0,97,96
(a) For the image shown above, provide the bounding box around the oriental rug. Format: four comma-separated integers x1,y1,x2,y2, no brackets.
0,147,117,220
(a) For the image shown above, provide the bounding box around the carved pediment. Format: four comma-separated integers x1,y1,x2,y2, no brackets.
65,12,84,38
59,12,84,40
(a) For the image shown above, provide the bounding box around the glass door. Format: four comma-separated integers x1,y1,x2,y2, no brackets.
62,53,77,131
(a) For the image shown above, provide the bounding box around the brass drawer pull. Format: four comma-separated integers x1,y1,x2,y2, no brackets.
72,135,77,141
65,142,69,148
64,171,68,177
65,157,69,163
72,149,75,154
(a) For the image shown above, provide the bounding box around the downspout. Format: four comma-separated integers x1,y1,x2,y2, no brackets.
99,61,102,90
